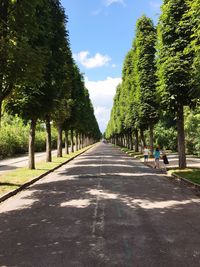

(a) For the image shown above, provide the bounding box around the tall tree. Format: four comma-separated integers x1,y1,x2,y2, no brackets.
135,15,158,154
5,0,52,169
186,0,200,95
157,0,199,168
46,0,73,160
0,0,48,122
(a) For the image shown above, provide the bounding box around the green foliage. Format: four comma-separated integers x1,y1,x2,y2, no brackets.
0,114,28,157
153,106,200,154
135,16,159,126
155,0,200,168
156,0,198,110
0,114,57,158
154,121,177,151
185,107,200,155
185,0,200,97
0,0,50,111
106,16,158,141
0,0,100,165
63,64,101,139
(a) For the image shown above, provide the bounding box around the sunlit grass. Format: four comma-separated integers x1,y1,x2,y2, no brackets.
169,168,200,185
0,146,92,197
120,147,143,158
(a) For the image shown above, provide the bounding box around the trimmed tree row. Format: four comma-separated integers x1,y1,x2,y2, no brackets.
0,0,101,169
105,0,200,169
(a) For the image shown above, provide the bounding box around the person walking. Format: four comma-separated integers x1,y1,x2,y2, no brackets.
143,146,150,163
161,150,169,170
153,147,160,168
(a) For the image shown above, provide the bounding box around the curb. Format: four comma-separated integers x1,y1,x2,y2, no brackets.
0,145,95,203
171,172,200,190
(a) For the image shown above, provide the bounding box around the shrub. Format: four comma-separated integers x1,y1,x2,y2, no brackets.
0,114,58,159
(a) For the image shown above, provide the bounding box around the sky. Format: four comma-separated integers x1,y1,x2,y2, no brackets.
60,0,162,133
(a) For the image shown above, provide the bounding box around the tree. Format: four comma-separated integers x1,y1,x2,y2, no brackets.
0,0,48,123
105,84,123,145
106,17,158,153
186,0,200,96
46,0,73,160
135,15,158,154
122,47,141,151
5,0,53,169
156,0,198,168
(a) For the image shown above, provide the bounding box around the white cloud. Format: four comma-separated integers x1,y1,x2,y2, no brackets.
73,51,111,69
104,0,126,7
85,76,122,132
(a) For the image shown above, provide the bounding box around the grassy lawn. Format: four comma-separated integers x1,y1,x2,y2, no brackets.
0,146,92,197
120,147,143,157
170,168,200,185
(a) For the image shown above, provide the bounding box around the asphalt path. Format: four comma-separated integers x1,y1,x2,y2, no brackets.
0,143,200,267
0,147,74,175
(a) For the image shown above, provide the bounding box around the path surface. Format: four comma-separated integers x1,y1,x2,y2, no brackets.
1,147,200,176
143,153,200,169
0,147,74,175
0,143,200,267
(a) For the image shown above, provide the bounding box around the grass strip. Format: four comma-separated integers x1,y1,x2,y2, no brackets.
0,146,92,197
116,146,143,157
169,168,200,185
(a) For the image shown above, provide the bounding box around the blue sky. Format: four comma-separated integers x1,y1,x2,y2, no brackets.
61,0,162,132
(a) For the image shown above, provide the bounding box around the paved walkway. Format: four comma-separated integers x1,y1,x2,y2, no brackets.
0,143,200,266
141,153,200,170
1,149,200,177
0,147,75,175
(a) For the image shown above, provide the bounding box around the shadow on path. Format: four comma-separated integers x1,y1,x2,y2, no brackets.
0,143,200,266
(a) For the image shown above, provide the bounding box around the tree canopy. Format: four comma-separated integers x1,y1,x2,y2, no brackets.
106,1,200,168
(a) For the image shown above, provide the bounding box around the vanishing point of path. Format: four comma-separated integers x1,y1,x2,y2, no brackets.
0,143,200,267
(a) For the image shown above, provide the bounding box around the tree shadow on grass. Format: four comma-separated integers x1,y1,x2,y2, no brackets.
0,165,20,172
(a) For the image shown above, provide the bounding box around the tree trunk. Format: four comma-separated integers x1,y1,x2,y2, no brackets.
135,129,139,152
120,135,123,146
0,1,7,128
116,135,118,146
45,116,52,162
128,133,131,149
140,129,146,150
149,123,154,156
125,134,128,148
65,130,69,154
28,118,36,169
80,133,83,149
78,133,81,150
177,104,186,168
0,100,2,128
127,134,130,149
130,132,133,150
122,135,124,147
57,123,62,157
70,129,74,152
82,134,85,148
75,132,78,151
124,135,127,147
115,136,117,146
